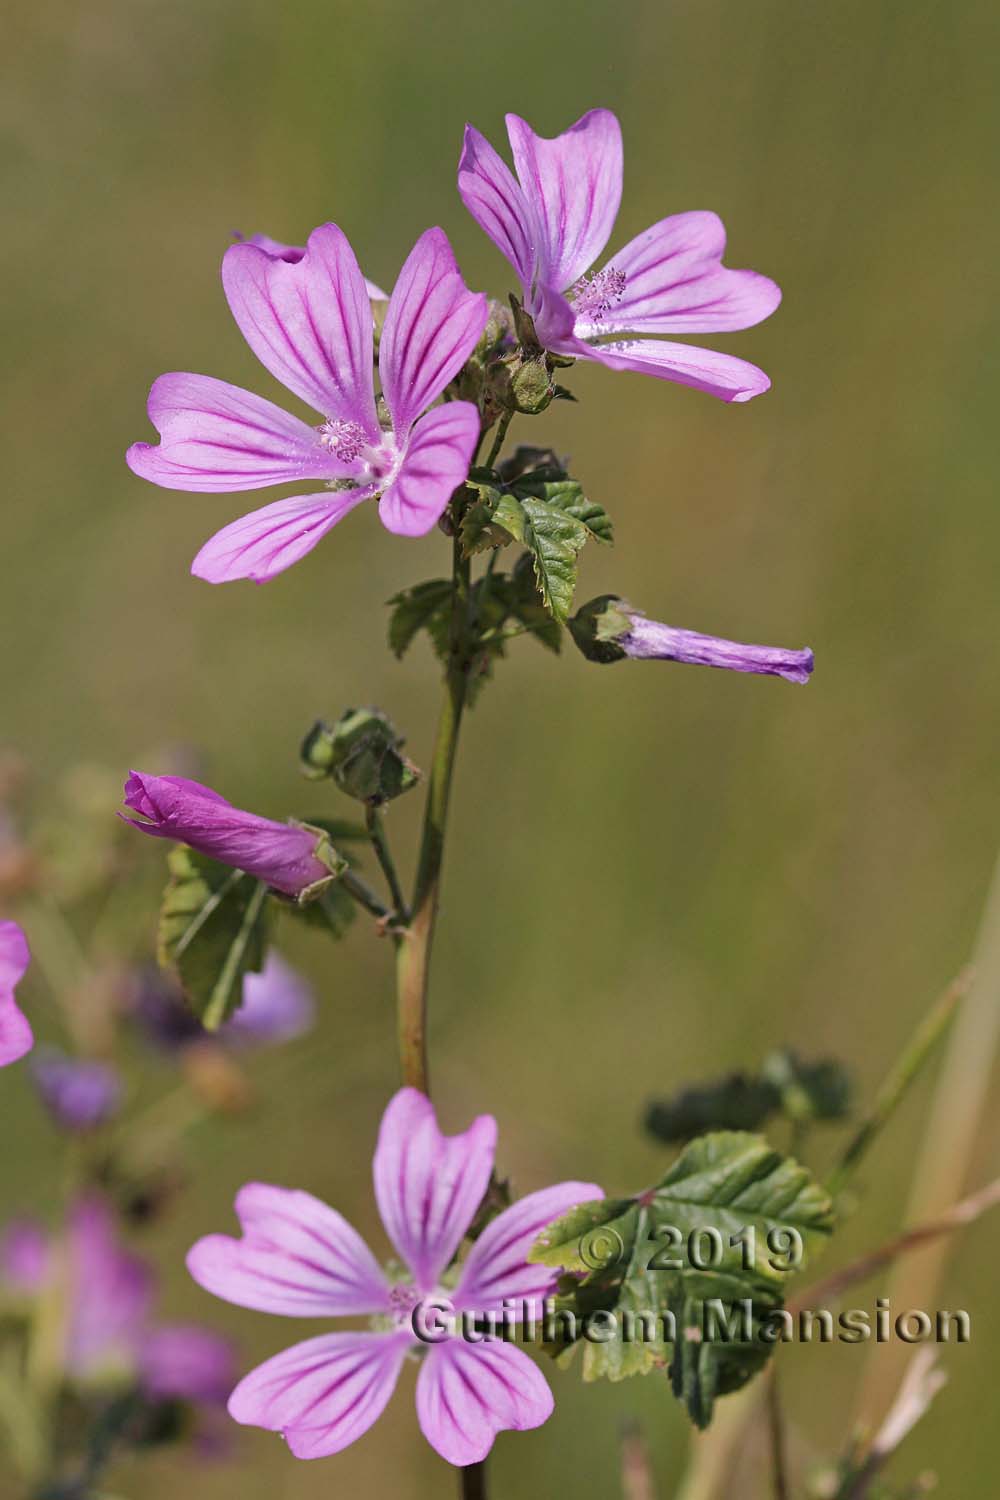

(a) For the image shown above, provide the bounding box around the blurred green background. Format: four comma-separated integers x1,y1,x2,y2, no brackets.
4,0,999,1494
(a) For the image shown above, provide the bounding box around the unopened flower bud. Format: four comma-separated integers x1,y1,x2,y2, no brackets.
511,357,554,414
302,708,419,805
31,1048,122,1132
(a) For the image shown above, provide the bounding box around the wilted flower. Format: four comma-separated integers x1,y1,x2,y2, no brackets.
459,108,780,401
0,1197,235,1412
120,772,336,898
127,225,488,581
187,1087,600,1465
0,919,32,1066
32,1047,123,1131
569,596,813,684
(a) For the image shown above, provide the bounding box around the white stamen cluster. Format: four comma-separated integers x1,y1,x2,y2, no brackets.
570,265,627,323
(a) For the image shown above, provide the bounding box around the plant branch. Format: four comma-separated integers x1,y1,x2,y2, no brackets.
365,804,408,920
339,868,391,924
395,527,471,1094
826,967,969,1198
482,409,513,471
787,1174,1000,1317
765,1368,790,1500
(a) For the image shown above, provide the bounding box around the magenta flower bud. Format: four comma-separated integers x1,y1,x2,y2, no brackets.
31,1047,123,1132
569,597,813,684
120,772,336,898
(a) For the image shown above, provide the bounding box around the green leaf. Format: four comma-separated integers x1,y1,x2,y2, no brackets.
493,495,588,622
511,475,613,545
649,1132,834,1284
498,446,568,483
529,1133,835,1423
645,1075,781,1144
157,847,271,1030
505,555,562,653
386,580,452,659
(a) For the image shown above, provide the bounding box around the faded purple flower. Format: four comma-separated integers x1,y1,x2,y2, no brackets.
127,225,488,582
233,231,387,299
187,1087,600,1465
31,1047,123,1131
569,596,813,684
0,920,32,1066
1,1197,235,1410
133,952,314,1054
120,771,333,898
619,615,813,684
459,108,781,402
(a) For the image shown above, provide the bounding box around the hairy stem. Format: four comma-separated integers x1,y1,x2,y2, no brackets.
395,529,471,1094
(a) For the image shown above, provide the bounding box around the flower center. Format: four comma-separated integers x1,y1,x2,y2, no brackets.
570,265,627,324
317,419,369,463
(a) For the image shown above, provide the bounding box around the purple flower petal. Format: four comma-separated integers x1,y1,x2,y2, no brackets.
222,223,380,431
31,1048,122,1131
588,211,781,336
141,1323,237,1406
453,1181,602,1320
0,1218,50,1293
221,952,315,1046
373,1088,496,1293
237,233,388,299
506,108,622,292
457,126,535,286
65,1196,154,1379
0,920,32,1067
126,374,344,493
191,486,375,584
416,1338,553,1466
121,771,331,897
585,337,772,402
378,402,480,538
228,1330,410,1457
187,1183,392,1319
378,228,487,436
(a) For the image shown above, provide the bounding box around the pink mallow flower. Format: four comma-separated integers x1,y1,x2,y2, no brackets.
233,231,387,300
187,1087,601,1466
0,920,32,1066
459,108,781,402
0,1197,235,1409
127,224,488,582
120,771,334,899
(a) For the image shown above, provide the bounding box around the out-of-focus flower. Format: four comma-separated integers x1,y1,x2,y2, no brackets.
188,1087,600,1465
31,1047,123,1131
132,953,314,1054
221,952,315,1045
459,108,780,401
569,596,814,684
233,231,387,299
0,920,32,1065
127,225,488,582
0,1219,50,1294
120,772,334,898
0,1197,235,1413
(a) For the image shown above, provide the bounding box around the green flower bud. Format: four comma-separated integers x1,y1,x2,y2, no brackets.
301,709,420,805
511,357,554,414
567,596,632,664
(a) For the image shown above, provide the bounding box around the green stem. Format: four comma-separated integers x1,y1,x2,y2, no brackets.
826,968,968,1198
482,409,513,471
765,1368,790,1500
395,530,471,1094
365,804,408,920
340,868,391,923
460,1462,487,1500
